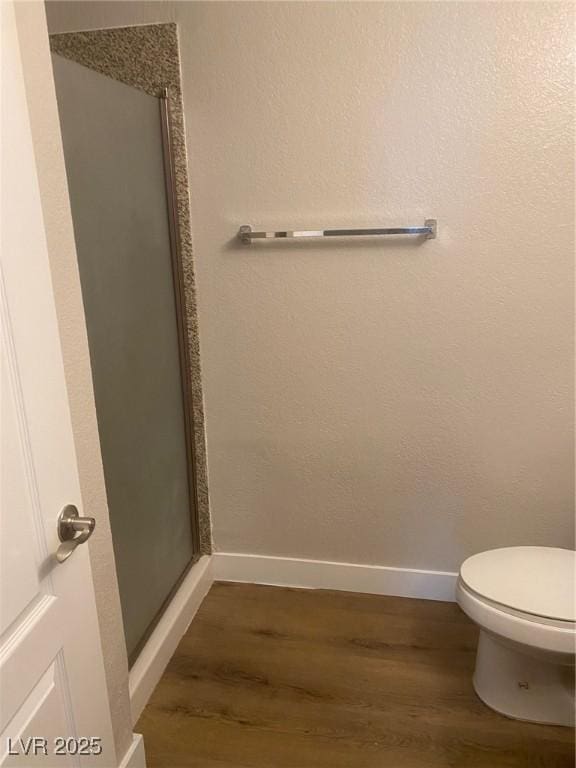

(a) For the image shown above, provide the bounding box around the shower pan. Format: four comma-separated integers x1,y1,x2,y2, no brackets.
51,54,199,663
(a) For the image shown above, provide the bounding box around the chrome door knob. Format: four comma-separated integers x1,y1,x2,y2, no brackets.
56,505,95,563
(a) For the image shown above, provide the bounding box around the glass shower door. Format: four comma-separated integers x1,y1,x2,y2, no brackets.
51,53,198,662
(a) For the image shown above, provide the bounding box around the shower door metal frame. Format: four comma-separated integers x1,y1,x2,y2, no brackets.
127,86,201,667
158,87,201,557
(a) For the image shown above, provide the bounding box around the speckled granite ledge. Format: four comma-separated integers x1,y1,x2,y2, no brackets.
50,24,211,554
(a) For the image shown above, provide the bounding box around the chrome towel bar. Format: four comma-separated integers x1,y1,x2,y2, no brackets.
238,219,437,244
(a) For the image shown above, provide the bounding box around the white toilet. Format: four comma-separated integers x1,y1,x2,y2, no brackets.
456,546,575,727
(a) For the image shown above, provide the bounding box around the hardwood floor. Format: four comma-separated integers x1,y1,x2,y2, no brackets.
137,582,575,768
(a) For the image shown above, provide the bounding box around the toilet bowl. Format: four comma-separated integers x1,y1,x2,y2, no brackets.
456,546,575,727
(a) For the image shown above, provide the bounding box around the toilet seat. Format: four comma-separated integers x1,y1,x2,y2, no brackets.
460,580,573,628
459,546,575,623
457,579,575,656
457,546,576,657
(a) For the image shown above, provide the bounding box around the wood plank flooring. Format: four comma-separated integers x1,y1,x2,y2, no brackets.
137,582,575,768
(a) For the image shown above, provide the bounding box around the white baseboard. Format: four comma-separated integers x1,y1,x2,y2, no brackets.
118,734,145,768
212,552,457,603
129,555,213,724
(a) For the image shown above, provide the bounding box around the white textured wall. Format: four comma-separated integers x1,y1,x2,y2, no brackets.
47,1,574,572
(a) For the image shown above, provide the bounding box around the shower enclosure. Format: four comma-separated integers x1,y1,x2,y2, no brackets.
51,54,199,663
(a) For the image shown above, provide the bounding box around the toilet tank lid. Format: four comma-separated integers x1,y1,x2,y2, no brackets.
459,546,576,622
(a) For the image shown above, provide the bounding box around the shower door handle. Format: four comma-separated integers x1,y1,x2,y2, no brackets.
56,505,95,563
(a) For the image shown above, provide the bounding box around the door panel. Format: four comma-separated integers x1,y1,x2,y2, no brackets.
0,355,42,635
1,661,74,768
1,3,116,765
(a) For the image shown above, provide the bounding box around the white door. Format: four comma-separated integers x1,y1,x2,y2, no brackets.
0,2,116,766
